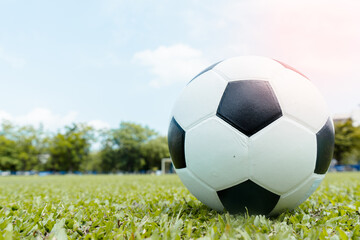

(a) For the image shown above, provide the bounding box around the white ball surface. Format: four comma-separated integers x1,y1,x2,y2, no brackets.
168,56,335,215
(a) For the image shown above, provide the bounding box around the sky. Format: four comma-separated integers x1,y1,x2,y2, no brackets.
0,0,360,134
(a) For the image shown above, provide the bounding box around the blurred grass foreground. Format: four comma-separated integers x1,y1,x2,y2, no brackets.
0,172,359,239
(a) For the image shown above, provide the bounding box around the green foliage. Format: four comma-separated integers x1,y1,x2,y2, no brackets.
47,124,94,171
334,119,360,164
0,173,359,239
0,122,47,171
100,122,169,172
2,117,360,172
80,151,103,173
0,135,19,171
141,136,170,170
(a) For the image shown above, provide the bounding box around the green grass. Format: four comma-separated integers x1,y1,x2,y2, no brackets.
0,173,359,239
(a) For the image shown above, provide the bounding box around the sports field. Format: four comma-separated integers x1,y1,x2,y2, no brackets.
0,173,359,239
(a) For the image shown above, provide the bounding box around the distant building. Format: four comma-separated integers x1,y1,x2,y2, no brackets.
333,108,360,126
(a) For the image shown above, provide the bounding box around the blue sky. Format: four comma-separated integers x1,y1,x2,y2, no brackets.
1,0,360,134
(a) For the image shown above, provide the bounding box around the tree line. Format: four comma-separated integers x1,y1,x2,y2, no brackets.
0,118,359,172
333,119,360,165
0,121,169,172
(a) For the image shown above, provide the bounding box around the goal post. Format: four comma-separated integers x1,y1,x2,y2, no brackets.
161,158,174,174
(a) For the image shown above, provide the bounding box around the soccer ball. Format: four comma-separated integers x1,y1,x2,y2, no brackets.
168,56,335,215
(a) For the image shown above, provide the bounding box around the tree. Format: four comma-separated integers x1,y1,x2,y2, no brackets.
100,122,158,172
0,119,170,172
141,136,170,170
80,151,103,172
47,124,94,171
0,135,19,171
0,122,47,171
334,119,360,164
16,125,48,171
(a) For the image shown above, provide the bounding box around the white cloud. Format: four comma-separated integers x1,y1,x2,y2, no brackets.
0,47,26,69
0,110,12,121
0,108,111,131
0,108,78,130
133,44,211,87
88,120,111,130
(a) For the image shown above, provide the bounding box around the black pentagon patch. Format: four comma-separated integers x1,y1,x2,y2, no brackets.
273,59,309,80
314,118,335,174
216,80,282,136
167,117,186,169
217,180,280,215
188,60,223,84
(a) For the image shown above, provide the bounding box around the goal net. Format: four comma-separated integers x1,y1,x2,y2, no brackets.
161,158,174,174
